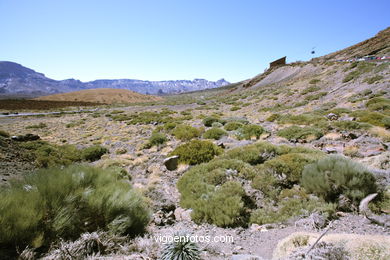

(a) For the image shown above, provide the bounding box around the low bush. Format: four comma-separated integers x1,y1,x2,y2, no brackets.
224,121,243,131
21,141,108,167
190,181,246,227
0,165,150,250
366,97,390,114
81,145,109,162
277,113,326,125
277,126,323,141
169,140,222,165
163,122,177,130
351,110,389,127
0,129,10,138
66,119,86,128
148,132,167,146
309,79,321,84
211,122,223,128
364,75,384,84
177,141,328,227
230,106,241,111
250,196,335,225
26,122,47,129
220,142,280,166
236,124,264,140
202,117,224,127
301,155,377,206
203,128,227,140
172,125,201,141
304,92,327,101
266,113,281,122
301,86,320,95
256,153,318,188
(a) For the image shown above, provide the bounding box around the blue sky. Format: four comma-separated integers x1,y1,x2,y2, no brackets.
0,0,389,83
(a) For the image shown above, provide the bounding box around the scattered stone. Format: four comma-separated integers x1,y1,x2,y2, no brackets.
232,254,264,260
217,141,225,149
164,155,179,171
174,207,192,222
326,113,339,120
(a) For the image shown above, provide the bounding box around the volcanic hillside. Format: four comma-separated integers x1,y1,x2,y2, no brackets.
34,88,162,104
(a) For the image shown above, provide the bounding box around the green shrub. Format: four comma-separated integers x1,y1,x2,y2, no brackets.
364,75,383,84
81,145,108,162
277,113,326,125
203,128,227,140
66,119,86,128
170,140,222,165
230,106,241,111
277,126,323,141
258,153,318,188
301,86,320,95
343,70,360,83
26,123,47,129
221,142,280,166
34,143,82,168
0,165,150,249
202,117,223,127
304,92,327,101
236,124,264,140
266,113,281,122
352,110,389,127
224,121,243,131
148,132,167,146
366,97,390,114
163,122,177,130
250,196,335,225
160,233,201,260
172,125,201,141
190,181,245,227
301,155,377,206
211,122,223,128
0,129,10,138
309,79,321,84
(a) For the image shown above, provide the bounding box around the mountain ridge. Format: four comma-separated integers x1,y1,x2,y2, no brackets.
0,61,230,97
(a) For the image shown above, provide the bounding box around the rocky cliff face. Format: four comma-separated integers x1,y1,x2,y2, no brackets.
0,61,230,96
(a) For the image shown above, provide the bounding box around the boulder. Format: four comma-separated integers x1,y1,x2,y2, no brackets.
164,155,179,171
326,113,339,121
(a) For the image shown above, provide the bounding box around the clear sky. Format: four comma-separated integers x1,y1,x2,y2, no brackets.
0,0,389,83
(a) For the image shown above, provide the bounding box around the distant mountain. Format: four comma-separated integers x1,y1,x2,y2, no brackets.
0,61,230,97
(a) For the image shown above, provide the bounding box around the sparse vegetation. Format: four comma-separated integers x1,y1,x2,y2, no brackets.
301,85,320,95
26,122,47,129
277,126,323,141
364,75,384,84
304,92,327,101
0,129,10,137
